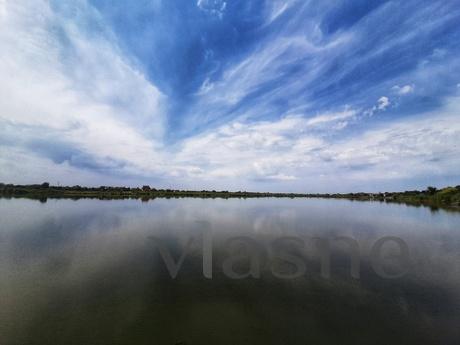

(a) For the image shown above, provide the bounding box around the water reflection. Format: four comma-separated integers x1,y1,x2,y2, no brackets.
0,198,459,344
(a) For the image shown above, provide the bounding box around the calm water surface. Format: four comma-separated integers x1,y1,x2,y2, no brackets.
0,198,459,345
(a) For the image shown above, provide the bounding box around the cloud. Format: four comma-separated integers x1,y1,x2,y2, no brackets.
0,0,168,183
377,96,390,110
181,24,354,132
0,0,5,18
305,109,356,128
173,96,460,191
265,1,289,24
325,97,460,183
392,84,414,95
176,0,460,136
2,96,459,191
364,96,391,117
173,110,354,182
196,0,227,19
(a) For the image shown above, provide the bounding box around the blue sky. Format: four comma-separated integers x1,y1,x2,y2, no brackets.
1,0,460,192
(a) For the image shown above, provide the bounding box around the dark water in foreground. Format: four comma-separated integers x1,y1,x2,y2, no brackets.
0,198,459,345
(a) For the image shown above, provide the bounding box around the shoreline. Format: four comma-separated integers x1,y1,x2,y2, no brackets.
1,183,459,211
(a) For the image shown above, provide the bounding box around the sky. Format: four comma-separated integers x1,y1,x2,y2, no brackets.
0,0,460,192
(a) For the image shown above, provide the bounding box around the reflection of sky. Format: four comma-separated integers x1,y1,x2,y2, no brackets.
1,198,460,271
1,198,460,343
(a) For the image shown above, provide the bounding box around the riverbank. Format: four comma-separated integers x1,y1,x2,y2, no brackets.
0,183,309,200
1,183,459,210
315,186,460,210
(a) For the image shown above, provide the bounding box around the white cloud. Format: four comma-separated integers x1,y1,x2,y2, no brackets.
305,109,356,127
196,0,227,19
0,0,168,181
264,0,291,24
197,78,214,95
0,0,6,18
183,27,353,132
171,97,460,190
364,96,391,117
392,84,414,95
174,114,328,181
325,97,460,181
0,146,127,186
377,96,390,110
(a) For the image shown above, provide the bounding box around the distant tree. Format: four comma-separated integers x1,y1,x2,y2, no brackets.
41,182,50,188
426,186,437,195
142,185,151,191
